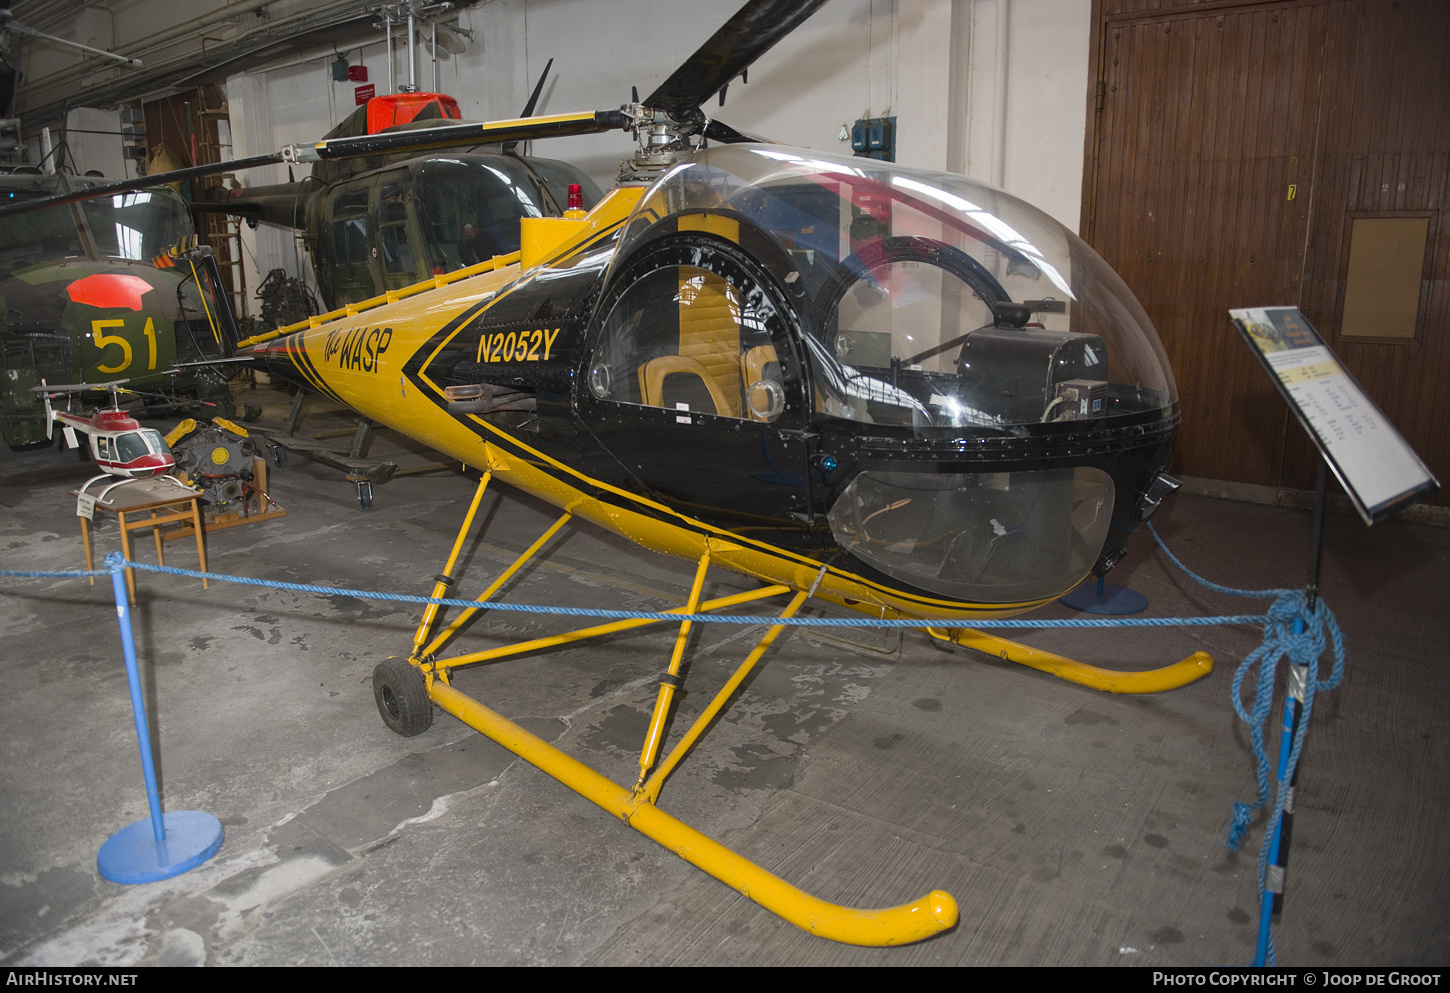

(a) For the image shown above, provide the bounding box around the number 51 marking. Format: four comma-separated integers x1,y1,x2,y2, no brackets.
94,318,158,374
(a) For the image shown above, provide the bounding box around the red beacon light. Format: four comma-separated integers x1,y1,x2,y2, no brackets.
564,183,587,219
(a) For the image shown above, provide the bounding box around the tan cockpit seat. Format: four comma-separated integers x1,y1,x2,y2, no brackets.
635,268,745,418
639,355,736,417
677,270,742,411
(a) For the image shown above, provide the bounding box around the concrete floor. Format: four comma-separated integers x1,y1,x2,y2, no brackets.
1,387,1447,967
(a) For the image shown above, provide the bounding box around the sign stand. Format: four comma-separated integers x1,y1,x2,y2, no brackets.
1253,458,1327,965
1229,307,1438,965
1229,307,1437,526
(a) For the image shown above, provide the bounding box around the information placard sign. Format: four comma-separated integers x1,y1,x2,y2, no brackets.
1229,306,1439,524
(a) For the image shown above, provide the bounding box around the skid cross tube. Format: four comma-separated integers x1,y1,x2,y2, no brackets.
396,510,959,945
412,473,492,656
415,509,574,663
428,585,794,672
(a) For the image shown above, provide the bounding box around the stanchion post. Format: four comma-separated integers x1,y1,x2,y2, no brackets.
96,552,224,884
1254,457,1329,966
109,554,167,845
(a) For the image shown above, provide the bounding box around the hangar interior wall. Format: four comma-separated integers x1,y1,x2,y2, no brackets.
1084,0,1449,505
219,0,1089,298
16,0,1089,312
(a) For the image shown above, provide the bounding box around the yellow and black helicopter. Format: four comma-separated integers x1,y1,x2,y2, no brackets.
9,0,1211,946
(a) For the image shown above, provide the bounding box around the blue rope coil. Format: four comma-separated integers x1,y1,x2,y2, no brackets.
1148,522,1346,845
1149,522,1346,967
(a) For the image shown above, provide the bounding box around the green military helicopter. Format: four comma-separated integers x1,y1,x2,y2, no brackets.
201,82,604,311
0,171,242,449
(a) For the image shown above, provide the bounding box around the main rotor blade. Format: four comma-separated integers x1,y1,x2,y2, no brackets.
308,109,628,160
520,58,555,119
703,118,777,144
645,0,831,118
503,57,555,154
0,152,285,217
0,110,628,218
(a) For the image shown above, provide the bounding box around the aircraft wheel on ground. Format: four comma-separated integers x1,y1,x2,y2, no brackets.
357,480,373,510
269,444,287,468
373,657,432,737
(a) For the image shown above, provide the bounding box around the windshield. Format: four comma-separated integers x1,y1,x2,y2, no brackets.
0,201,86,276
415,156,603,272
113,429,169,463
81,190,193,261
608,145,1176,433
0,187,191,275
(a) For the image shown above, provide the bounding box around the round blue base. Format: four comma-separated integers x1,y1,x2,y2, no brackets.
1059,581,1148,615
97,810,224,884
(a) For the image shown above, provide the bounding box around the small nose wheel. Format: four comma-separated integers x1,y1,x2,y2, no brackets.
269,444,287,468
356,479,373,510
372,657,432,736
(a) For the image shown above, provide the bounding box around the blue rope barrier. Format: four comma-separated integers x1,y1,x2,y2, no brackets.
3,556,1268,631
6,521,1347,964
0,567,111,578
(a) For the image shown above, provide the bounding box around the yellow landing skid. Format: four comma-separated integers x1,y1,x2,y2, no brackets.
926,626,1213,694
395,474,958,946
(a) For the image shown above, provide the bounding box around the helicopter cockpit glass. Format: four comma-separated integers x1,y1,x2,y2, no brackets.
589,263,788,423
111,428,169,464
0,187,192,275
607,146,1178,603
414,158,604,273
80,190,192,261
613,145,1175,428
0,202,85,275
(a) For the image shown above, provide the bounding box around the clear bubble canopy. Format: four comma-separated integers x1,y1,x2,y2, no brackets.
596,145,1178,604
609,143,1176,433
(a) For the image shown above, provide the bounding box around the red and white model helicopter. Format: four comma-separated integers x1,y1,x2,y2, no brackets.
39,382,190,505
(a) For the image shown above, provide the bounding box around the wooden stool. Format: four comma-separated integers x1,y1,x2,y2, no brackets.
74,478,208,606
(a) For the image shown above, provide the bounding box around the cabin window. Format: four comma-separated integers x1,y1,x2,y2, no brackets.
0,203,84,274
330,187,372,266
80,191,192,261
113,431,155,462
378,178,417,280
588,264,786,423
828,466,1115,604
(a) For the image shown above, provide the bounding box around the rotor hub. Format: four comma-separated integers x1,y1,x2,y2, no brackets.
618,104,702,184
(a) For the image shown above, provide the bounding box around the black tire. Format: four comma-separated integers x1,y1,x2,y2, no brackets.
270,445,287,468
372,657,432,736
357,480,373,510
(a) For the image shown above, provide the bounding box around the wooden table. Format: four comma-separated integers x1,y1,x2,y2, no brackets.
74,478,208,606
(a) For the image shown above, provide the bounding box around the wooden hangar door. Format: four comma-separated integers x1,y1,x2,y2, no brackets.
1083,0,1450,505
